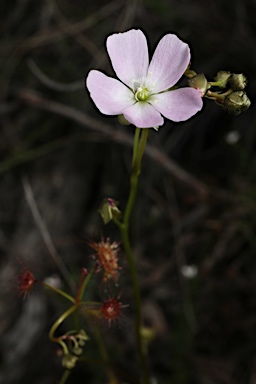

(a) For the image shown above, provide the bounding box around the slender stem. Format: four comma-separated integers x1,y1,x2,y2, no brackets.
124,128,149,226
59,369,71,384
42,282,75,303
119,127,150,384
93,324,119,384
49,305,78,342
132,126,141,167
49,301,101,344
76,267,95,303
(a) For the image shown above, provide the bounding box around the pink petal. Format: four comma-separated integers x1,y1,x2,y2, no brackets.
150,88,203,122
86,70,134,115
147,34,190,93
123,102,164,128
106,29,149,89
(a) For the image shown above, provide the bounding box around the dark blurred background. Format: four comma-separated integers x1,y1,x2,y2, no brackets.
1,0,256,383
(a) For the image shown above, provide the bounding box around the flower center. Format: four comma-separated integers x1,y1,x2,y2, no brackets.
132,76,156,102
135,86,150,101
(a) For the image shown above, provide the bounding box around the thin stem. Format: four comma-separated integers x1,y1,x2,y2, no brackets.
119,127,150,384
124,128,149,226
49,301,100,343
132,126,141,167
42,282,75,303
76,267,95,303
49,304,78,342
93,324,119,384
205,88,233,100
59,369,71,384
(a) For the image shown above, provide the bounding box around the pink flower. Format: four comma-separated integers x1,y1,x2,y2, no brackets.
86,29,203,129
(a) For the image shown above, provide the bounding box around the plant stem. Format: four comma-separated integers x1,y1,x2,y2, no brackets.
93,323,119,384
42,282,75,303
49,304,78,342
119,127,150,384
75,267,95,303
59,369,71,384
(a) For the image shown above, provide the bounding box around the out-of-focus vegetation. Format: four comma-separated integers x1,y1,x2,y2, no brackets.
1,0,256,383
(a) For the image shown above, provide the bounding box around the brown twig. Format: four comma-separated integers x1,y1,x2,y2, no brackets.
27,59,84,92
21,174,76,294
0,0,125,98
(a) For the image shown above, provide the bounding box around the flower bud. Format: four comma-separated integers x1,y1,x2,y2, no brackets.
214,71,231,88
118,114,131,125
223,91,251,115
72,346,83,356
188,74,209,96
77,329,89,346
228,73,247,91
62,353,78,369
98,198,122,224
140,326,155,343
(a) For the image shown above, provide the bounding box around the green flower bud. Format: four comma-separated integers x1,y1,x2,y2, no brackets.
118,114,131,125
77,329,89,346
188,74,209,96
228,73,247,91
98,198,122,224
62,353,78,370
72,346,83,356
223,91,251,115
214,71,231,88
140,326,156,343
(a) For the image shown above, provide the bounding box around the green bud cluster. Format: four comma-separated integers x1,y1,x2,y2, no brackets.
187,69,251,115
61,329,89,370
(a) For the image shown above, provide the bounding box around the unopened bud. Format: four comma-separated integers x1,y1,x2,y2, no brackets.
188,74,209,96
62,353,78,369
214,71,231,88
72,346,83,356
223,91,251,115
228,73,247,91
140,326,156,343
118,114,131,125
77,329,89,346
98,198,122,224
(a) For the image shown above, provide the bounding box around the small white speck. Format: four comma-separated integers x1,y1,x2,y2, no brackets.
181,265,198,279
43,275,62,289
225,130,240,145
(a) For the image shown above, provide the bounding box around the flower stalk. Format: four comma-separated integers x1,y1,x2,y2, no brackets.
115,127,150,384
42,282,75,304
93,323,119,384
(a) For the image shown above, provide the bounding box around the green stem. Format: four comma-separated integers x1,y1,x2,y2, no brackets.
124,128,149,226
42,282,75,303
132,126,141,167
205,88,233,100
119,127,150,384
59,369,71,384
49,304,78,342
93,324,119,384
76,267,95,303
